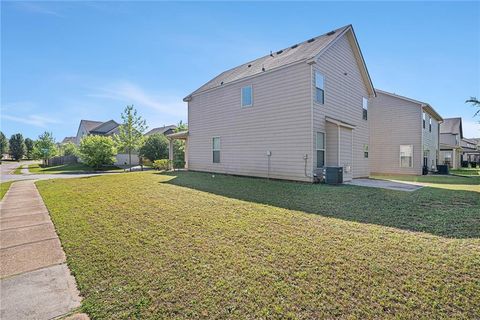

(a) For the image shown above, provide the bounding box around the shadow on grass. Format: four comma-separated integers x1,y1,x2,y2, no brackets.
160,171,480,239
35,164,120,174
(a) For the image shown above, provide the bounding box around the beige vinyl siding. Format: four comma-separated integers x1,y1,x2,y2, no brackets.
422,110,440,169
325,121,338,166
440,133,458,147
370,93,422,175
187,62,312,181
312,33,370,178
339,126,354,181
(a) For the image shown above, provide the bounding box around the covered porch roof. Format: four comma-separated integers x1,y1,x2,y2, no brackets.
166,130,189,140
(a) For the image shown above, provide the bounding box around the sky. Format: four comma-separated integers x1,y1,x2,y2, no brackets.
1,1,479,141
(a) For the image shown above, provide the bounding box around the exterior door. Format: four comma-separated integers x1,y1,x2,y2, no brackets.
339,126,353,181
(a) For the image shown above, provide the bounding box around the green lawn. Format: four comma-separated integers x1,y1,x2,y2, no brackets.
36,172,480,319
372,174,480,192
0,181,13,200
28,163,122,174
13,164,25,174
451,168,480,176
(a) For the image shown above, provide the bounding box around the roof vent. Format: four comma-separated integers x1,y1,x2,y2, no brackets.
270,51,273,57
276,50,283,55
307,38,315,43
262,67,265,72
220,81,224,85
291,44,298,49
326,30,336,36
247,64,251,68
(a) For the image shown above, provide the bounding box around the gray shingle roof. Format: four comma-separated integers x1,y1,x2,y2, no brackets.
440,118,463,137
145,125,177,136
81,120,104,132
61,136,76,144
186,25,352,99
90,120,119,134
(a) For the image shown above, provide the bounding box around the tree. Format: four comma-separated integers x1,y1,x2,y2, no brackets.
115,105,147,170
9,134,26,161
0,131,8,159
139,133,169,162
33,132,57,165
173,121,188,168
466,97,480,118
24,138,34,159
79,135,117,169
61,142,78,157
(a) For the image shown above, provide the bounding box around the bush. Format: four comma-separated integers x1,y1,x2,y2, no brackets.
461,161,469,168
153,159,170,171
139,133,169,162
79,135,117,169
471,162,477,168
173,159,185,169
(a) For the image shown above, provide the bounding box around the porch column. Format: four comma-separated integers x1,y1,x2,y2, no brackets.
184,138,189,169
168,139,174,170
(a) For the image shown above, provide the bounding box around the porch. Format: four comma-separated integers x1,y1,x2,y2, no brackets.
166,130,189,170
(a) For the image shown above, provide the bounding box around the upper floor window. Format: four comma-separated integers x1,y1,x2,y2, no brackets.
423,112,426,129
315,71,324,104
212,137,220,163
364,144,369,158
362,97,368,120
241,85,253,107
429,118,432,132
316,132,325,168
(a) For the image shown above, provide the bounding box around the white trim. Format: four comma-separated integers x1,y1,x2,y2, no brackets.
326,117,356,129
241,85,253,108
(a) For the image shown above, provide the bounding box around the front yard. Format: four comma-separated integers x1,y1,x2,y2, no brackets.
36,171,480,319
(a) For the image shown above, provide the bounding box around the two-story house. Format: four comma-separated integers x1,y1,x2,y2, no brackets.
180,25,375,182
369,90,443,175
439,117,464,168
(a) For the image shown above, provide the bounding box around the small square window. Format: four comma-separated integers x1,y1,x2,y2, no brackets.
241,86,253,107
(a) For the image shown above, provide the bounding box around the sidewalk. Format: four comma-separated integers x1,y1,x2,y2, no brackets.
0,180,83,320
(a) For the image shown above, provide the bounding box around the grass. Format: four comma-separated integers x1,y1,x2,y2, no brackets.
36,171,480,319
451,168,480,176
28,163,122,174
13,165,25,174
372,174,480,192
0,181,13,200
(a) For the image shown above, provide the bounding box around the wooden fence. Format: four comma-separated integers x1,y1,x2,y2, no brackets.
47,155,78,166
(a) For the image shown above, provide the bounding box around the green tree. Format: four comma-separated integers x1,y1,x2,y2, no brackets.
9,133,26,161
24,138,34,159
115,105,147,170
173,121,188,168
466,97,479,118
33,132,57,165
79,135,117,169
61,142,78,157
0,131,8,159
139,133,169,162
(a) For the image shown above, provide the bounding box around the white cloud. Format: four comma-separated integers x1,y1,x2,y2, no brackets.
89,81,186,118
463,119,480,138
2,114,60,128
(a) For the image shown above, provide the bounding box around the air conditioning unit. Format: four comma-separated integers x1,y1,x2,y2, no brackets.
323,167,343,184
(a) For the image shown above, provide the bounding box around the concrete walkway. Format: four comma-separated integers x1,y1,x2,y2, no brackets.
345,178,423,192
0,180,82,320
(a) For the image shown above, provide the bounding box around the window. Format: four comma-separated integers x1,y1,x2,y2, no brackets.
363,144,369,158
400,145,413,168
241,85,253,107
429,118,432,132
423,112,426,129
315,71,324,104
212,137,220,163
362,97,368,120
316,132,325,168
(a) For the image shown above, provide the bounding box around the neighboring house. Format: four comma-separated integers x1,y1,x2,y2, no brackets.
460,137,479,164
439,118,463,169
61,136,76,144
177,25,375,182
369,90,443,175
74,119,139,166
145,125,177,136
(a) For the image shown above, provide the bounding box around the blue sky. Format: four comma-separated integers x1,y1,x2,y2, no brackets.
1,1,479,140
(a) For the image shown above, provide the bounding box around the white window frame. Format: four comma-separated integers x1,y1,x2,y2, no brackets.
212,137,220,163
316,132,325,168
241,85,253,107
314,71,325,105
399,145,413,168
362,97,368,120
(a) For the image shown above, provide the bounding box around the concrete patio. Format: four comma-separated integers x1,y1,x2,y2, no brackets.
345,178,424,192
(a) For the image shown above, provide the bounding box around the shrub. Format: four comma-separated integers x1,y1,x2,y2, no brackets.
461,161,469,168
173,159,185,169
79,135,117,169
61,142,78,156
139,133,169,162
153,159,170,171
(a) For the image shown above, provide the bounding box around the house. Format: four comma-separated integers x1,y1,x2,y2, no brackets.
460,137,479,165
439,118,463,168
74,119,139,166
174,25,375,182
145,125,177,136
369,90,443,175
61,136,76,144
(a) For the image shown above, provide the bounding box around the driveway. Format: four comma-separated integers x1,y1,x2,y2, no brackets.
345,178,423,192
